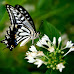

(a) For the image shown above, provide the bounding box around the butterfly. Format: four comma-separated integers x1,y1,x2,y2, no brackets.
0,4,40,51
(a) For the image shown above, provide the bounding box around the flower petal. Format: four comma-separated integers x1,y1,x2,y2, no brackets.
65,41,73,48
42,34,50,42
34,59,44,68
37,34,51,48
64,47,74,56
28,58,35,63
29,45,37,52
48,46,55,53
53,37,56,46
56,63,65,72
37,51,45,56
58,37,62,45
36,40,42,47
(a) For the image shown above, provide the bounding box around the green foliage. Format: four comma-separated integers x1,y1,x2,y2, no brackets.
6,0,26,5
45,69,60,74
0,0,6,22
40,21,60,41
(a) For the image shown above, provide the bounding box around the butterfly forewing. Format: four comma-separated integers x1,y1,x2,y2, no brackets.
15,5,36,32
6,4,35,33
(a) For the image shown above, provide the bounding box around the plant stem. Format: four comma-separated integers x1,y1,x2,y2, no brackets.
44,55,49,60
50,69,52,74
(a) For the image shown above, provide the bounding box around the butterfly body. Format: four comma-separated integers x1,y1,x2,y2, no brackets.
1,4,40,51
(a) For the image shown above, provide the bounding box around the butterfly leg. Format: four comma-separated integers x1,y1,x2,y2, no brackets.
32,38,34,44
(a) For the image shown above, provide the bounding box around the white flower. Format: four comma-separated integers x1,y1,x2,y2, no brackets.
29,45,37,52
41,34,50,42
36,40,43,47
53,37,56,46
25,54,35,63
48,46,55,53
36,34,51,48
25,51,37,63
65,41,73,48
58,37,62,45
36,39,48,47
34,59,44,68
64,47,74,56
25,51,37,59
56,63,65,72
37,51,45,56
27,57,35,63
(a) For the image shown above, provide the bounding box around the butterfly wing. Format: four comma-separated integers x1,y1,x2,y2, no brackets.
1,4,37,51
6,4,36,46
1,25,18,51
6,4,36,32
1,25,31,51
16,25,31,46
15,5,36,32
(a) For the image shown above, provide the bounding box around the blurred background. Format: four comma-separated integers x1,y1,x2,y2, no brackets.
0,0,74,74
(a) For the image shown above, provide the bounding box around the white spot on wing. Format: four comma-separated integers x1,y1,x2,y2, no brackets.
19,32,30,36
3,40,8,44
21,26,30,33
15,17,18,19
21,16,24,20
25,14,28,16
10,25,14,30
17,37,21,41
20,11,23,13
6,35,10,39
24,11,26,13
20,37,30,46
18,29,23,32
18,14,21,18
27,18,30,20
17,36,29,44
18,24,23,25
19,8,22,10
16,20,21,23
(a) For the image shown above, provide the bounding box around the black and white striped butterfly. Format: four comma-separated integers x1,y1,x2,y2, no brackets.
1,4,40,51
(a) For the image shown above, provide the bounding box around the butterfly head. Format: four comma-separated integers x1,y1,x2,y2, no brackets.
36,31,40,38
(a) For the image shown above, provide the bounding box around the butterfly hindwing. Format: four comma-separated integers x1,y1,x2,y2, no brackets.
1,25,31,51
1,25,18,51
16,25,31,45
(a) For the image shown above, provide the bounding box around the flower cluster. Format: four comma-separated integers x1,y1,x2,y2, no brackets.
25,34,74,72
25,45,45,68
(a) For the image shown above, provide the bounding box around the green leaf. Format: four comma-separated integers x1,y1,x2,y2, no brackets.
0,0,6,22
45,69,60,74
39,21,60,41
6,0,26,5
37,0,53,11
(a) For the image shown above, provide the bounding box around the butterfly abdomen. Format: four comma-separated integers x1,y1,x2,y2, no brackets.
7,28,18,50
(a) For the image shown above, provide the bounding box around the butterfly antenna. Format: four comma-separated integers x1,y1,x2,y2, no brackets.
38,20,44,37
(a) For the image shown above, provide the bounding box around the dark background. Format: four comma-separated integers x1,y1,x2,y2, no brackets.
0,0,74,74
